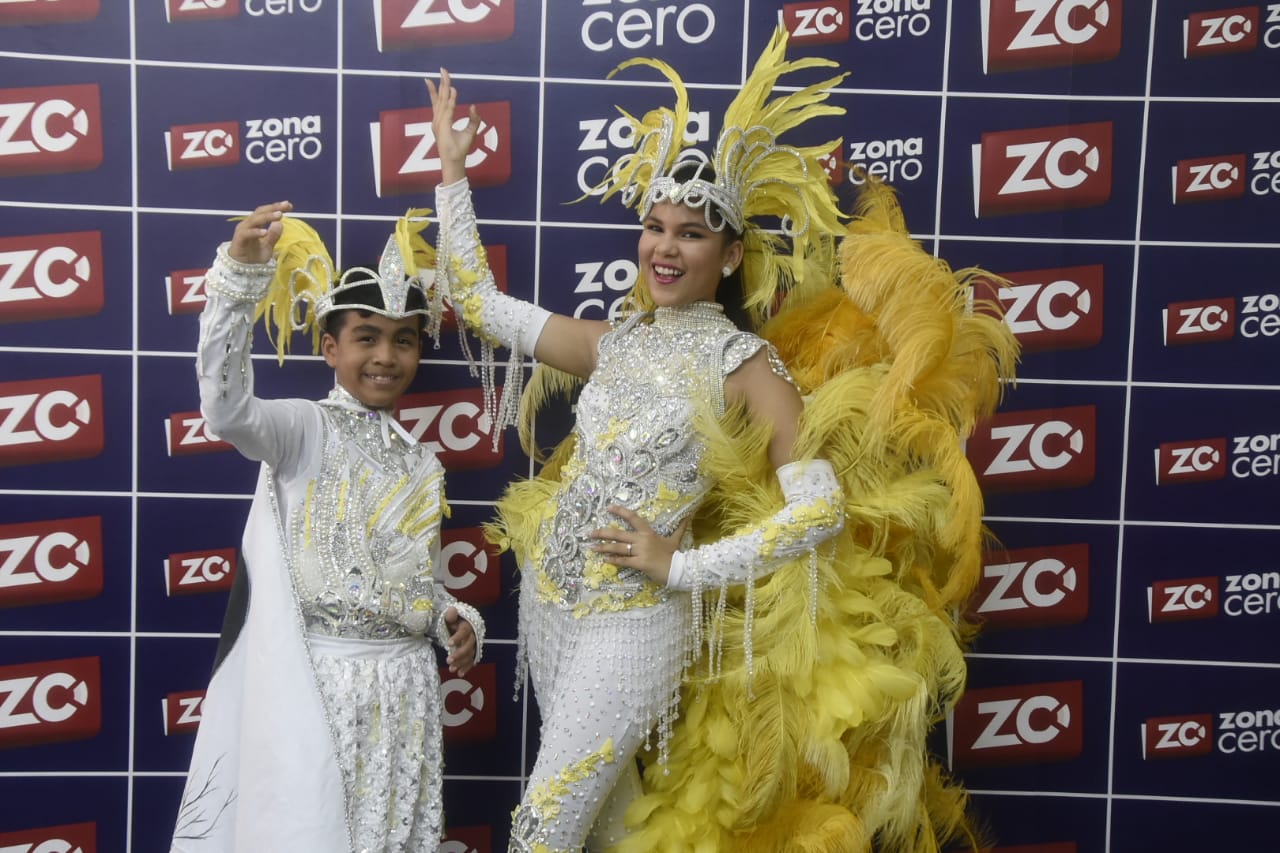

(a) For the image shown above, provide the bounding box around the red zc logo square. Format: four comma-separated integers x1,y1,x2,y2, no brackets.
1184,6,1259,58
782,0,851,45
440,825,493,853
0,656,102,749
375,101,511,197
166,267,210,315
1148,576,1219,622
1154,437,1227,485
0,516,103,609
951,680,1085,769
0,375,104,467
166,411,234,457
166,121,240,171
0,0,99,25
376,0,516,51
441,662,496,743
1163,297,1235,345
163,689,206,735
0,822,97,853
976,264,1105,353
982,0,1123,73
970,542,1090,629
165,0,240,22
440,527,501,606
0,231,104,324
1142,713,1214,758
968,405,1097,492
1172,154,1247,204
395,387,503,470
0,84,103,177
165,547,237,596
972,122,1112,217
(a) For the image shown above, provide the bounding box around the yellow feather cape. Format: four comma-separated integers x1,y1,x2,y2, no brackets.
491,176,1017,852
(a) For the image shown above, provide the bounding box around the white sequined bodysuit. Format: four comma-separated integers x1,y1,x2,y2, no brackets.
509,303,784,852
173,260,475,853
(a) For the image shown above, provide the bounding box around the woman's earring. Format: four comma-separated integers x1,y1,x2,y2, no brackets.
722,265,733,277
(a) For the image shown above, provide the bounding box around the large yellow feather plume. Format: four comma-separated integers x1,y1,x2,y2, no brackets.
254,216,334,364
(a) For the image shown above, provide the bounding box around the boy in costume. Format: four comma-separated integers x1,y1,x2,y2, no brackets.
171,201,484,852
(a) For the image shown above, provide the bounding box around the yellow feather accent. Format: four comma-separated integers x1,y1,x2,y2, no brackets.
393,207,435,278
253,215,334,364
614,177,1015,853
515,363,585,461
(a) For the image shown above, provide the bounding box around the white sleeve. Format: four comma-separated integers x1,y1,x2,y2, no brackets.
434,177,551,353
196,243,311,472
666,459,844,591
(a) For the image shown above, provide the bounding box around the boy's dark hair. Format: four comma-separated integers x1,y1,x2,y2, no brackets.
321,281,428,338
667,160,750,330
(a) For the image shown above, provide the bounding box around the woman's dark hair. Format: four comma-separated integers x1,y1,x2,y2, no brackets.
666,160,751,330
321,280,428,337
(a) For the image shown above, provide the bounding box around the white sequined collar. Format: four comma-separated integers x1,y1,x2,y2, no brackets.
319,383,416,448
649,301,735,331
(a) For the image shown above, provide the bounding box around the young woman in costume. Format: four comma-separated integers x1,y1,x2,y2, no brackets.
432,27,1016,853
171,204,484,852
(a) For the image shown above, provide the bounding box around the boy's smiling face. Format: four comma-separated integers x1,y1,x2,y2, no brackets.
321,312,421,410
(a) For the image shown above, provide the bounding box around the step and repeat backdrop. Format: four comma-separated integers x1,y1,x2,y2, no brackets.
1,1,1278,851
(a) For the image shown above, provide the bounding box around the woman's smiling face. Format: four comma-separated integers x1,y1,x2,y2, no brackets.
637,201,742,309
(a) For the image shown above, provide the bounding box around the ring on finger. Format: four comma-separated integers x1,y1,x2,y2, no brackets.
626,542,633,555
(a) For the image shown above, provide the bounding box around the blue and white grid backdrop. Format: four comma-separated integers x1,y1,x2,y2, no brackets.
1,2,1278,851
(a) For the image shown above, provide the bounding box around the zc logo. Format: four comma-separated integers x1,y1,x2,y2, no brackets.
166,0,239,21
376,0,515,51
165,411,233,457
1148,576,1220,622
950,680,1085,769
0,0,99,25
971,542,1090,629
976,264,1104,353
1154,437,1228,485
0,516,103,609
441,663,496,743
972,121,1113,217
0,375,104,467
395,388,503,469
165,121,239,171
968,405,1097,492
373,100,510,197
1142,713,1214,758
0,84,103,178
0,656,101,749
440,527,501,606
1183,5,1280,58
1163,297,1235,345
162,690,205,735
781,0,851,45
440,826,492,853
0,822,97,853
164,548,237,596
1172,154,1247,204
982,0,1123,73
166,267,209,315
0,231,104,324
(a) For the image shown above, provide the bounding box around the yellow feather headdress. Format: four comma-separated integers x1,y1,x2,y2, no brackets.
593,25,848,328
252,209,440,363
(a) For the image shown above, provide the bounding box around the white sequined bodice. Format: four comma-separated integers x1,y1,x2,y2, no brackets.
535,302,770,610
288,388,445,639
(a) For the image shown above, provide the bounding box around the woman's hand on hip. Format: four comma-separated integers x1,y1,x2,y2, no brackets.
589,505,688,587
